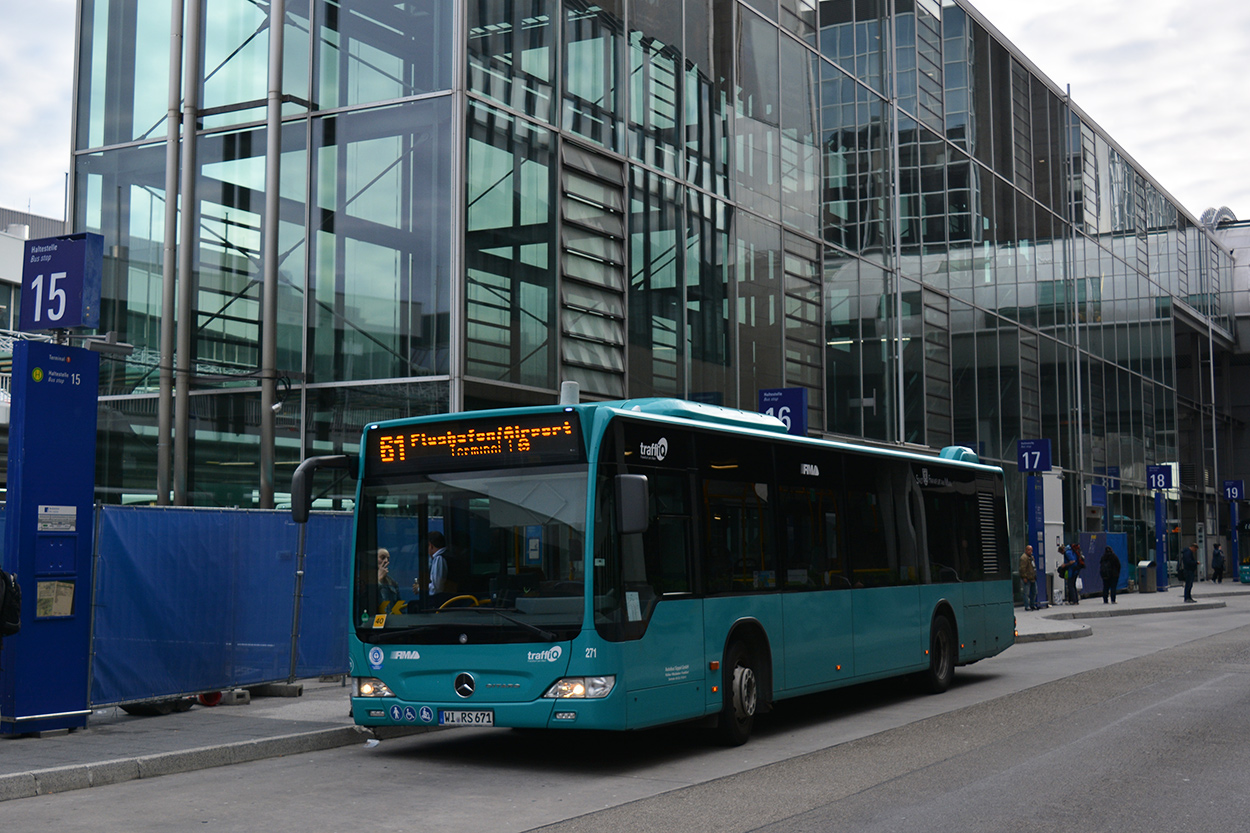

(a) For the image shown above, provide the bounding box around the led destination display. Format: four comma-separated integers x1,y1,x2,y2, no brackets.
366,412,583,476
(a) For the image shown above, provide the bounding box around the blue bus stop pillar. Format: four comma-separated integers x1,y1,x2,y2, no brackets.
1234,501,1246,584
0,342,99,735
1155,490,1168,592
1026,473,1047,607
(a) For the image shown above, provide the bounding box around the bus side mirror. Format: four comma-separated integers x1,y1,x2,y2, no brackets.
616,474,650,535
291,455,354,523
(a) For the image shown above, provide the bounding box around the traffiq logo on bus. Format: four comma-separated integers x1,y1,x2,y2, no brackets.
528,646,563,663
639,438,668,462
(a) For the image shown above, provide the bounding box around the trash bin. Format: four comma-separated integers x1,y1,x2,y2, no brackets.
1138,561,1156,593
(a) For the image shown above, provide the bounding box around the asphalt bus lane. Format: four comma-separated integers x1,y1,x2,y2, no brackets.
531,623,1250,833
4,598,1250,832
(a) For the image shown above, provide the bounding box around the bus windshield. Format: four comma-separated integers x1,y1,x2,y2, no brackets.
355,465,589,644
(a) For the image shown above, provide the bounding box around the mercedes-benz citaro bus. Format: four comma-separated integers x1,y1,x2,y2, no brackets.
291,395,1014,746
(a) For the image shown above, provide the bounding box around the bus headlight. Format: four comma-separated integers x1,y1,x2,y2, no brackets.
543,676,615,699
354,677,395,698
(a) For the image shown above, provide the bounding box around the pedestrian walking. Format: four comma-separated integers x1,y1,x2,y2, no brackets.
1211,543,1225,584
1100,546,1121,604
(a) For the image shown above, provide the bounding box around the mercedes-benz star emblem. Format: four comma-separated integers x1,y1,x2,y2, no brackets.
454,672,475,698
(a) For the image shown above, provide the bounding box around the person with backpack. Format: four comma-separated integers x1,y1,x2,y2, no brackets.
1062,543,1081,605
1211,543,1225,584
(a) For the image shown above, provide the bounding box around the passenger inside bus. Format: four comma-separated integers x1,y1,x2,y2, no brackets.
377,547,402,609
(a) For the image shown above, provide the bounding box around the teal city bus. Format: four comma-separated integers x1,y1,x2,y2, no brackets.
292,397,1014,745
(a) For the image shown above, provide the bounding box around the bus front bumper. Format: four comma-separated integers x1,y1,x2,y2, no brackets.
351,692,627,731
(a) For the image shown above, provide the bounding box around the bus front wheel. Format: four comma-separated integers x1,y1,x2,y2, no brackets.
716,642,758,746
920,615,955,694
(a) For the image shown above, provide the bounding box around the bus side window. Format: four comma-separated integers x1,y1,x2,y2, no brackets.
842,456,891,587
779,485,845,590
646,473,692,595
703,479,776,593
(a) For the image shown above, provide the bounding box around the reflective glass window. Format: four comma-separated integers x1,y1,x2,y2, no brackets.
465,101,556,388
780,37,820,237
824,249,860,434
950,298,977,449
563,0,624,151
195,125,306,377
467,0,555,122
780,0,818,44
628,169,684,398
686,190,732,404
628,0,682,176
684,0,733,198
77,0,174,149
75,141,171,364
735,8,781,222
309,98,453,384
201,0,313,129
859,260,891,440
736,213,784,408
783,233,823,423
316,0,453,111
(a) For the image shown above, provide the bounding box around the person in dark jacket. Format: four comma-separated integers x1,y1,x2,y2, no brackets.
1180,543,1199,602
1100,546,1122,604
1211,543,1225,584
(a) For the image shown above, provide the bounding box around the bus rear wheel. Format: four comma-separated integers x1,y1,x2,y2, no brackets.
716,642,758,746
919,615,955,694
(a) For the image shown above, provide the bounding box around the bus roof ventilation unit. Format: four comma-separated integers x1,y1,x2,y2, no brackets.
616,398,791,435
939,446,980,463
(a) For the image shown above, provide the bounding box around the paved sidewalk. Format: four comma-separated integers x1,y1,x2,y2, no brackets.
4,581,1249,802
1014,579,1250,642
0,678,430,802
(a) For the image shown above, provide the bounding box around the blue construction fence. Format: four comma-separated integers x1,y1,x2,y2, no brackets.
1072,532,1129,596
89,506,352,707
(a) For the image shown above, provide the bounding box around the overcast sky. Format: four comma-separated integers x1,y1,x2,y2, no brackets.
1,0,1247,223
968,0,1250,221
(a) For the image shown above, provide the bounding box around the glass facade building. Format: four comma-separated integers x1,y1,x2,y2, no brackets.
71,0,1237,564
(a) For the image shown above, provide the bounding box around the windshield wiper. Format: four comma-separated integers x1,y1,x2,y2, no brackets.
365,625,444,644
464,607,559,641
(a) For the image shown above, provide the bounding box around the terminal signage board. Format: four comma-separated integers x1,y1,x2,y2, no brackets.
1017,439,1051,472
19,233,103,332
758,388,808,436
1147,465,1173,490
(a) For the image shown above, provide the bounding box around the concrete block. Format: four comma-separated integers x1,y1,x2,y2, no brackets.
0,773,39,802
221,688,251,706
32,765,91,795
88,758,140,788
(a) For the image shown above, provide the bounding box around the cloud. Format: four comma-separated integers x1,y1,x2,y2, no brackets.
0,1,76,219
3,1,1247,223
968,0,1250,219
